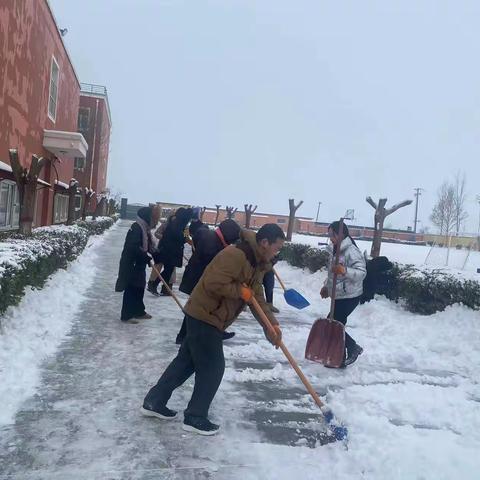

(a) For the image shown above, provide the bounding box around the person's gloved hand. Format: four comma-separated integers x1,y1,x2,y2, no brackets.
332,264,346,276
240,286,253,303
266,325,282,348
320,286,329,298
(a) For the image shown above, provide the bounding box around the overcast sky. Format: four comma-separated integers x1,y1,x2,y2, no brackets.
51,0,480,233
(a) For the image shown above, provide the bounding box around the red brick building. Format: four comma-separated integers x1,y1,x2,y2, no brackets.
0,1,111,230
76,84,111,195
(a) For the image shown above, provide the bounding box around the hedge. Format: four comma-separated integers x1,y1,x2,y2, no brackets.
279,242,480,315
0,217,115,317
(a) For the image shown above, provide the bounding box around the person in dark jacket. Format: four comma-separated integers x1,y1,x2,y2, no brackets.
175,219,241,344
263,256,279,313
147,207,193,296
115,207,155,324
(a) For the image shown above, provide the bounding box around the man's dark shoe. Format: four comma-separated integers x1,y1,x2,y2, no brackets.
183,415,220,436
222,331,235,341
135,313,153,320
147,281,160,296
345,345,363,366
140,404,177,420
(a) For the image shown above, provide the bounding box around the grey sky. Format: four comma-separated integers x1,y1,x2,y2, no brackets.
51,0,480,233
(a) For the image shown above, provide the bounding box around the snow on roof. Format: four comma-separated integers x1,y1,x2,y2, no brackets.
54,179,69,189
0,160,13,173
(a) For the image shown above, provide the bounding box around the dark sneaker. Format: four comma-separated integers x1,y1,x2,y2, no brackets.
147,281,160,296
135,313,153,320
222,331,235,341
183,416,220,436
140,404,177,420
345,345,363,366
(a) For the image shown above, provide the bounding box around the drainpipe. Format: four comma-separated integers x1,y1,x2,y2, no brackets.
89,99,100,190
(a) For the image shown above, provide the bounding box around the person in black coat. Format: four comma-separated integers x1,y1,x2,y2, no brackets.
115,207,155,323
148,207,193,296
175,219,241,344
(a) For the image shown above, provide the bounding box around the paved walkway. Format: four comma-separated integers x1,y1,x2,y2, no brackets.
0,221,332,480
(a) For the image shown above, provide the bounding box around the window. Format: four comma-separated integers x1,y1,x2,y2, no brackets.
48,56,60,121
0,180,20,229
53,194,69,224
78,108,90,132
277,218,287,224
74,157,86,171
74,194,82,212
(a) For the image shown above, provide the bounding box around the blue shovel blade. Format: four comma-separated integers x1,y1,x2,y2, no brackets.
284,288,310,309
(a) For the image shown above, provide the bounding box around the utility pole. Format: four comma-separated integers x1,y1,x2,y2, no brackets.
413,188,423,233
315,201,322,223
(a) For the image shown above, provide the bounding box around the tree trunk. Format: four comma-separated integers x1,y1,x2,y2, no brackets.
214,205,221,226
226,206,237,220
244,204,257,228
67,179,79,225
82,188,95,220
286,198,303,241
93,197,107,220
366,196,412,257
9,149,47,235
199,207,206,222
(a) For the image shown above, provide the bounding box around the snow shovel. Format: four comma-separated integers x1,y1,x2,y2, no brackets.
305,219,346,368
273,268,310,309
150,263,185,313
249,294,347,441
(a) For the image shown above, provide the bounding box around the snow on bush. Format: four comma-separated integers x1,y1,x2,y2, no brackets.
0,217,115,317
280,241,480,315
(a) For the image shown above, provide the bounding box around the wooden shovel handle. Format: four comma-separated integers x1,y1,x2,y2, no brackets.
329,218,344,319
151,264,185,312
249,295,325,409
273,268,287,291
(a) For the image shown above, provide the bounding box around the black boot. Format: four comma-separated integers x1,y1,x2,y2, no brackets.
147,280,160,296
345,345,363,366
160,283,173,296
222,331,235,341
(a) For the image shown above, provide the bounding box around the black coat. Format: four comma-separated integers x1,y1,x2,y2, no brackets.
179,228,226,295
115,223,151,291
155,218,187,268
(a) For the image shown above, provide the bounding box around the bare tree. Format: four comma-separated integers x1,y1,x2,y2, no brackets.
453,172,468,235
286,198,303,241
93,196,107,220
67,179,80,225
199,206,207,222
225,206,238,219
82,187,95,220
366,197,413,257
244,204,257,228
214,205,222,226
430,182,456,240
9,149,47,235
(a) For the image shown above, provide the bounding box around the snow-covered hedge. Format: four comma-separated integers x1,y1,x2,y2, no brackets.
280,242,480,315
0,217,115,316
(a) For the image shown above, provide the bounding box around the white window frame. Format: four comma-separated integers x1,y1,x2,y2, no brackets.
53,193,69,224
74,157,86,171
48,55,60,122
0,180,20,230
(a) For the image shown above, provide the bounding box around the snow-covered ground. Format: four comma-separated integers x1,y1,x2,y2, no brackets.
0,223,118,426
293,233,480,276
1,222,479,479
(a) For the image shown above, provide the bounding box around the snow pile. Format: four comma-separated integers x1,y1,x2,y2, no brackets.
0,225,117,426
220,261,480,479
